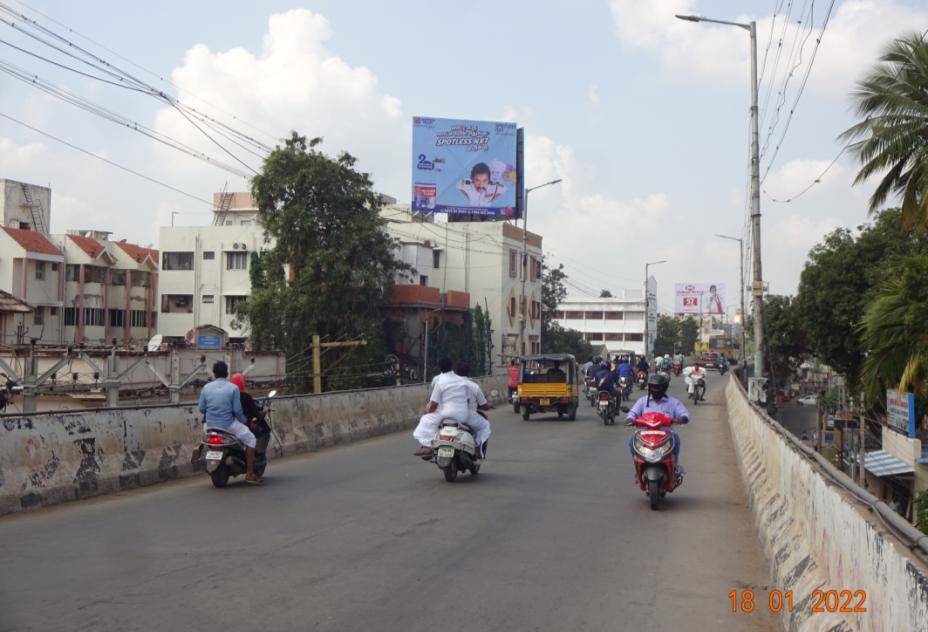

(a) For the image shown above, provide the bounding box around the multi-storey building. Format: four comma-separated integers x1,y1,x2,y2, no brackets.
553,281,657,358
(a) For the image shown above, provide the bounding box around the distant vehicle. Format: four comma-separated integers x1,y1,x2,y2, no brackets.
796,395,818,406
698,352,722,370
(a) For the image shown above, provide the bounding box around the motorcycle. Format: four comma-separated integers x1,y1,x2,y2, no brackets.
719,363,729,376
619,376,632,401
427,414,483,482
587,377,599,407
597,389,616,425
687,377,706,405
672,360,682,376
636,370,648,391
203,390,277,488
627,411,683,510
510,387,519,413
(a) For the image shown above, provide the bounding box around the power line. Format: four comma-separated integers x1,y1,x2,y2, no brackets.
0,111,214,206
758,0,795,134
763,141,848,203
757,0,786,90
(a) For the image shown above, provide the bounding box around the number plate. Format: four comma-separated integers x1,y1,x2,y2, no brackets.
539,398,550,406
437,447,455,458
205,450,224,460
599,401,608,408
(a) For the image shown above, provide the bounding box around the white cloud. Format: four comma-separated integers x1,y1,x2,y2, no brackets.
153,8,405,196
0,137,46,172
609,0,928,92
587,84,601,107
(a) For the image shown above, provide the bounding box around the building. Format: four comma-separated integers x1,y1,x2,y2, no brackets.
384,205,544,364
157,192,267,344
0,179,159,347
552,281,657,358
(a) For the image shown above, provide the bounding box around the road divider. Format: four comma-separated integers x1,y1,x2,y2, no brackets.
0,375,507,516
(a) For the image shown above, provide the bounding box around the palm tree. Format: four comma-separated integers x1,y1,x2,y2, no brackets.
859,254,928,402
841,33,928,232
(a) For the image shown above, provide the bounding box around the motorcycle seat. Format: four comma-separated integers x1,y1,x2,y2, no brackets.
439,420,474,433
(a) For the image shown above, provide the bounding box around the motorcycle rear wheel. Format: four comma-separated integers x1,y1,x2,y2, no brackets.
648,479,661,510
210,465,230,488
443,459,459,482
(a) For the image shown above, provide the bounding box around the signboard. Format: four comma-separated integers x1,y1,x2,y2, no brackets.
887,389,916,437
197,335,222,350
412,116,519,217
674,283,726,316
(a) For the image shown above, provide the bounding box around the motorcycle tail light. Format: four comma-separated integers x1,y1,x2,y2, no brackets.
207,434,223,445
599,392,610,401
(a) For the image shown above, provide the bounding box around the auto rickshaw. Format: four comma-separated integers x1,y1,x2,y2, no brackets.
515,354,580,420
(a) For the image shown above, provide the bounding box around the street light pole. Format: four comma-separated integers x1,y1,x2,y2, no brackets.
519,178,562,356
644,259,666,359
677,14,765,378
715,233,746,364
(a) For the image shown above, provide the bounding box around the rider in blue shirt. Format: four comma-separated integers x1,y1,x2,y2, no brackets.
626,373,690,477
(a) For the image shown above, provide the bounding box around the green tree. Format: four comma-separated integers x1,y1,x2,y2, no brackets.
764,295,807,389
540,262,592,359
543,324,594,361
653,315,681,356
599,289,613,298
860,254,928,401
236,133,409,392
841,33,928,231
679,317,699,355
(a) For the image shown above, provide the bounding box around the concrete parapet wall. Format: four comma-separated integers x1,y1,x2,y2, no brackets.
726,378,928,631
0,375,507,516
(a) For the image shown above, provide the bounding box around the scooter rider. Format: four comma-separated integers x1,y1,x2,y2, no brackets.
683,362,707,400
413,357,490,457
625,373,690,478
198,361,261,485
616,355,634,382
455,361,494,458
636,355,650,375
593,360,610,385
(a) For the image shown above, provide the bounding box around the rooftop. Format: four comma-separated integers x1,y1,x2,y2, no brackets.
68,234,107,259
1,226,62,256
115,241,160,264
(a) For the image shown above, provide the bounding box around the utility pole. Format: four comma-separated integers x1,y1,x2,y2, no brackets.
520,179,562,356
677,14,765,378
311,336,368,394
644,260,666,359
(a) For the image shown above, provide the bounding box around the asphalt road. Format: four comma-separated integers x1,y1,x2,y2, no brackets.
0,378,777,632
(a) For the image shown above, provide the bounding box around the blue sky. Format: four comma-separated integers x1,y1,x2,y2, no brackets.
1,0,926,311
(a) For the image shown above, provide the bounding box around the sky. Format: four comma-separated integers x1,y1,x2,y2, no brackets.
1,0,925,312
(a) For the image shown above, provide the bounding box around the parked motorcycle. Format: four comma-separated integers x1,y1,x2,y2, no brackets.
426,414,483,482
597,389,616,425
636,370,648,391
626,410,683,510
688,377,706,405
203,390,277,488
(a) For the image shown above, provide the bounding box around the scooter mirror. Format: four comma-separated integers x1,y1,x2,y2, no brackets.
267,390,277,398
620,406,630,413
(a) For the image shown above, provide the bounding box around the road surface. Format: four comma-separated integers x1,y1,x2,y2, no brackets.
0,378,777,631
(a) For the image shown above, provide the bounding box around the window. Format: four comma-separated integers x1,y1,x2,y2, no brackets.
203,251,215,260
625,311,645,320
226,251,248,270
149,312,157,329
162,252,194,270
625,332,644,342
604,311,623,320
554,310,565,319
585,311,604,319
51,262,59,272
605,333,624,341
432,249,441,269
564,310,583,319
132,271,150,288
66,264,80,282
535,259,542,280
33,306,44,325
225,295,247,313
84,266,106,284
530,256,538,282
509,296,516,317
240,220,254,226
202,294,215,303
584,332,603,341
82,308,104,326
49,306,58,316
531,301,540,319
130,310,148,327
109,309,125,328
111,270,126,286
64,307,77,326
161,294,193,313
509,249,518,278
419,275,428,286
35,261,46,280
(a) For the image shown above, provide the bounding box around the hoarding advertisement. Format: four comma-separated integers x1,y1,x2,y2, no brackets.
412,116,518,217
674,283,726,316
886,389,916,437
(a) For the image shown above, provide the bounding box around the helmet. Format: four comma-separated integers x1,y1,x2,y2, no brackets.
664,354,670,359
592,356,602,365
230,372,246,392
600,361,608,370
647,372,670,400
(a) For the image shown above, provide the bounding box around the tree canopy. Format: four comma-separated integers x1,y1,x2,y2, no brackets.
540,263,592,359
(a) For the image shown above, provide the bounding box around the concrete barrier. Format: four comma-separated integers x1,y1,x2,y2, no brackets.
726,378,928,631
0,375,507,516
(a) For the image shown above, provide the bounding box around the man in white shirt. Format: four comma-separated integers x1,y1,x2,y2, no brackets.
413,358,492,457
454,361,493,458
683,362,707,399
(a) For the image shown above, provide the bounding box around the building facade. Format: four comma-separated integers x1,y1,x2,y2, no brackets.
553,280,657,358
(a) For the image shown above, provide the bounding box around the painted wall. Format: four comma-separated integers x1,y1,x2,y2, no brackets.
0,374,507,515
726,378,928,631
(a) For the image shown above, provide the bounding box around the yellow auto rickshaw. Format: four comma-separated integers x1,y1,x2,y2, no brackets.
515,354,580,420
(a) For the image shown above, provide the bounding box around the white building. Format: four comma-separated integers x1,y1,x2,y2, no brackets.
553,279,657,358
383,205,544,362
157,192,267,343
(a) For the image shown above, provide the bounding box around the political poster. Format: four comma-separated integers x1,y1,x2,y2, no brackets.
412,116,519,217
674,283,726,316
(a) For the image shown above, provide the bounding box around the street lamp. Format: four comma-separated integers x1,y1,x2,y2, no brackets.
644,259,666,359
519,178,562,356
715,233,746,364
677,13,766,378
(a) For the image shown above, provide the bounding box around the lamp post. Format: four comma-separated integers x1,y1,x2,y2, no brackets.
519,178,562,355
677,13,765,378
644,259,666,359
715,233,746,364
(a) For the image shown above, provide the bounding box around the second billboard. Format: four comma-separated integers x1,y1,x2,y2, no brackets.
674,283,726,316
412,116,518,217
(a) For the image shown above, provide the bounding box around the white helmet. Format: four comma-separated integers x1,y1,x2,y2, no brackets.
664,354,670,359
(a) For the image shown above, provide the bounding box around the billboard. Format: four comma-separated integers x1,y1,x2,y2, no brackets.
674,283,726,316
887,389,916,437
412,116,519,217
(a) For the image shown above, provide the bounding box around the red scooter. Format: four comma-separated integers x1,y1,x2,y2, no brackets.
627,411,685,510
